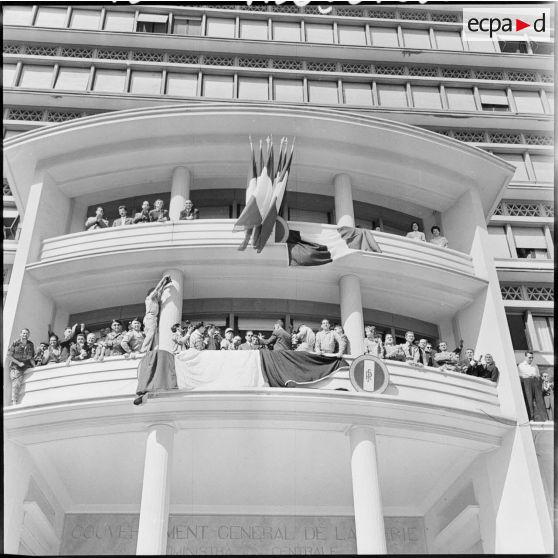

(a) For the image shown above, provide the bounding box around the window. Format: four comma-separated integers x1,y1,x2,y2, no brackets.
308,81,338,104
466,38,496,52
496,153,529,181
530,156,554,183
69,9,100,30
136,13,168,34
166,73,198,96
93,69,126,92
3,64,18,87
203,75,234,98
412,85,442,109
19,65,53,88
513,227,548,259
54,67,90,91
370,27,399,47
530,41,553,55
129,71,161,94
305,23,334,44
273,21,301,42
289,208,330,224
172,17,202,36
338,25,366,46
487,227,511,258
197,206,231,219
435,30,463,50
239,19,268,40
3,214,20,240
238,77,269,100
206,17,235,38
3,5,34,26
446,88,476,111
506,314,529,351
3,264,13,284
35,7,67,28
104,11,135,32
498,40,528,53
343,82,373,105
274,79,303,102
479,89,509,111
513,91,545,114
377,84,408,107
403,29,431,49
533,316,554,351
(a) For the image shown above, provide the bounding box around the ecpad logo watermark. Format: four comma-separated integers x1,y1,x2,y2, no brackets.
463,8,550,41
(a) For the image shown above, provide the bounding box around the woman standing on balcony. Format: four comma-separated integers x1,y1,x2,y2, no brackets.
42,334,63,365
406,222,426,242
429,226,449,248
383,333,405,361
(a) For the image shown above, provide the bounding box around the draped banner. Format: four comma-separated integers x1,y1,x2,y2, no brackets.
260,351,349,387
175,349,267,389
135,350,348,396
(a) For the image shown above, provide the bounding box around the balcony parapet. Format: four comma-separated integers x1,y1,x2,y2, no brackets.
15,352,500,420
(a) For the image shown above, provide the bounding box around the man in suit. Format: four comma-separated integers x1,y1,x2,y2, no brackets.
149,199,170,223
258,320,292,351
458,348,483,376
398,331,420,364
112,205,134,227
417,338,434,366
133,200,152,224
240,331,255,350
85,206,109,230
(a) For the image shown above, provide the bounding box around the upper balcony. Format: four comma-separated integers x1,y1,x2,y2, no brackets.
26,219,485,324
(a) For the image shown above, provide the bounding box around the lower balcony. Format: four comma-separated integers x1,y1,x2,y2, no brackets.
18,351,500,419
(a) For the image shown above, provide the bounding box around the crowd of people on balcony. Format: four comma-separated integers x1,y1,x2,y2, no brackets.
9,314,518,406
83,202,450,248
84,200,200,230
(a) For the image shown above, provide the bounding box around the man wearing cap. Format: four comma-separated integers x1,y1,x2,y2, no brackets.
258,320,292,351
221,328,235,350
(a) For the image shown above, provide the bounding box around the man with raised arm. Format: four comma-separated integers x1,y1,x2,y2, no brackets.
139,274,172,354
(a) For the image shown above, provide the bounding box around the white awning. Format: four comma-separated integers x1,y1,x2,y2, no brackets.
479,89,509,105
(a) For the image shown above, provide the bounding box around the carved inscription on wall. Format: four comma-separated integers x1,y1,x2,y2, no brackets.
60,514,426,555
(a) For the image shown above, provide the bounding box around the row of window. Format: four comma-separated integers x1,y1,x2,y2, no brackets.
3,63,554,115
4,42,554,85
507,312,554,353
3,5,554,55
488,225,554,260
494,201,554,218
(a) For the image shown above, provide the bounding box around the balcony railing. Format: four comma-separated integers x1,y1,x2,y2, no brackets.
18,352,500,417
38,220,476,278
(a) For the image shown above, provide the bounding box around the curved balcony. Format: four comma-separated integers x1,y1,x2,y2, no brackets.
18,352,502,425
27,220,487,323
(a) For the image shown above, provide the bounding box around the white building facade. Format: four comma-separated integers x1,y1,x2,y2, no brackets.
3,3,553,555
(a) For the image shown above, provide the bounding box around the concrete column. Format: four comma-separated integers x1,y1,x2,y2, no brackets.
4,441,32,554
339,274,364,356
169,167,191,221
349,426,386,554
136,424,175,555
157,270,184,353
334,173,354,228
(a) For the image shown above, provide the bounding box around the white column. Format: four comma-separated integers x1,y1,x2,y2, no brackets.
136,424,175,555
4,441,32,554
334,173,355,228
349,426,386,554
157,269,184,353
169,167,191,221
339,274,364,356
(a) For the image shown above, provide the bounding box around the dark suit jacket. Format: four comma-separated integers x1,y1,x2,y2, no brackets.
418,348,434,367
260,327,292,351
459,358,483,376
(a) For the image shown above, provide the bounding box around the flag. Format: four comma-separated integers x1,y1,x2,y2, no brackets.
251,137,275,248
256,138,295,253
233,138,260,233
